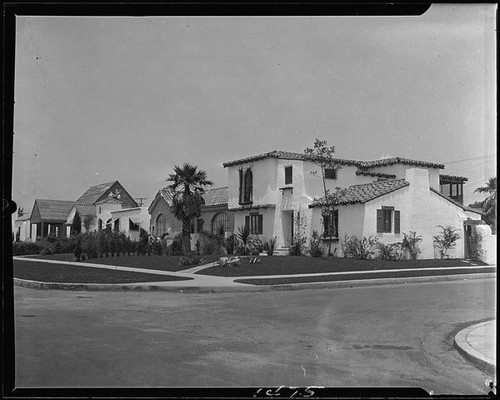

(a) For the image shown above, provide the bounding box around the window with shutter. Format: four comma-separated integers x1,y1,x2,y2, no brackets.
238,169,243,204
376,209,383,233
377,208,400,233
325,168,337,180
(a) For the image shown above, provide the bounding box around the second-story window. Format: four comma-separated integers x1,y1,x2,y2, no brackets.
239,168,253,204
285,166,293,184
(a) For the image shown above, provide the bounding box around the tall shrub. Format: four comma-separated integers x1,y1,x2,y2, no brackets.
433,225,461,259
401,231,422,260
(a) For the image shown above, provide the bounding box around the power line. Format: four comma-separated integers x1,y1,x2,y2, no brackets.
443,154,496,165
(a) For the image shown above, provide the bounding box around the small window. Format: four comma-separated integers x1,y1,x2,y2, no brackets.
245,214,263,235
322,210,339,238
325,168,337,180
451,184,458,197
377,208,400,233
285,166,293,184
440,184,451,197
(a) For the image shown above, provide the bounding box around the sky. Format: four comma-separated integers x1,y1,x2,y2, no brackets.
12,4,497,217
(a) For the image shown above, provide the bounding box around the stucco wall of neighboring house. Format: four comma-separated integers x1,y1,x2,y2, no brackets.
111,207,150,241
475,224,497,265
201,208,235,234
96,201,123,229
148,199,182,238
14,218,31,242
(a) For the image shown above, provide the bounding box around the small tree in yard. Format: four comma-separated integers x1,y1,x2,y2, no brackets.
434,225,461,259
71,212,82,236
304,139,342,256
289,206,308,256
73,235,83,261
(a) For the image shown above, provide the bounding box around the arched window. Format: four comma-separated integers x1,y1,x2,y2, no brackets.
156,213,166,237
244,169,253,203
212,213,229,234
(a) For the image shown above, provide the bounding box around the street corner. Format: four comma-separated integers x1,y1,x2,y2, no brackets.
454,319,496,375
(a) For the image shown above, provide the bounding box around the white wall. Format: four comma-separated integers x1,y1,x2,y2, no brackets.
475,225,497,265
111,207,150,241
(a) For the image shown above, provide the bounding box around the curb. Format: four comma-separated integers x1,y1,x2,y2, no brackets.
14,272,495,293
454,320,496,375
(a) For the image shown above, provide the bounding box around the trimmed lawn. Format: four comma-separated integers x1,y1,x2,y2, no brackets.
198,256,489,277
24,253,220,272
234,266,497,285
13,260,193,284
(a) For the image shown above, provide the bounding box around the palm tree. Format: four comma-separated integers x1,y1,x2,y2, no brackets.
167,163,213,254
475,177,497,233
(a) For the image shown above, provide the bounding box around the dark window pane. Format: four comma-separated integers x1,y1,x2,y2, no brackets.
285,166,293,184
325,168,337,179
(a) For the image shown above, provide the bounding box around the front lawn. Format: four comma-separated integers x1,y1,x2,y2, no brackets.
13,260,194,284
198,256,488,277
234,266,497,285
23,253,220,272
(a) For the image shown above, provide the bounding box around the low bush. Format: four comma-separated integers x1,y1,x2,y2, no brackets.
12,241,43,256
401,231,422,260
223,234,237,255
376,242,402,260
198,231,224,255
341,235,379,259
178,254,205,267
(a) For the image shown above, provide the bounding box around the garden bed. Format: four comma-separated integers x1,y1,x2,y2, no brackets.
23,253,220,272
13,259,194,284
198,256,488,277
234,266,497,285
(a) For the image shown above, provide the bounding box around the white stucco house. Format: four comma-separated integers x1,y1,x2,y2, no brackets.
222,150,487,259
110,206,150,241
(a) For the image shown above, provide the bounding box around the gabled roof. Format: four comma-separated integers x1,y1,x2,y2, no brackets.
440,174,469,183
31,199,75,221
76,181,116,204
73,204,96,216
310,179,409,207
223,150,445,170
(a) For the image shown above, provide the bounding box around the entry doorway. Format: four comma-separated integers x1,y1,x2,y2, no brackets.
282,211,294,247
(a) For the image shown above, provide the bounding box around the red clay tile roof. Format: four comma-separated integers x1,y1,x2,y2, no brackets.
155,186,228,208
310,179,409,207
223,150,360,168
355,170,397,179
203,187,228,207
32,199,75,221
76,181,116,204
358,157,444,169
439,174,469,183
223,150,444,170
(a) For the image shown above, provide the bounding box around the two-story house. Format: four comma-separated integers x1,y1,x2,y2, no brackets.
223,150,484,259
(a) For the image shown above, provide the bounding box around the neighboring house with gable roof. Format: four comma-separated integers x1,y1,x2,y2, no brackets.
30,199,75,239
222,150,485,259
148,186,233,248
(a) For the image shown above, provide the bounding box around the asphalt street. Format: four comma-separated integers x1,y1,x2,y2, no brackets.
13,278,495,394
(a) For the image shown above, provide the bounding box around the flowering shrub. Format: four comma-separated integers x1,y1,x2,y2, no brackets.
178,254,205,266
309,231,324,257
376,242,402,260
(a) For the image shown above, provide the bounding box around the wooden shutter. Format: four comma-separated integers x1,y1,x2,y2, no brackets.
285,166,292,184
258,215,263,234
394,210,400,234
238,169,243,204
376,209,383,233
245,215,250,231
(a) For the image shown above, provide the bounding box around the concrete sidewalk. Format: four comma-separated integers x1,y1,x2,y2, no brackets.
454,320,496,375
13,256,496,293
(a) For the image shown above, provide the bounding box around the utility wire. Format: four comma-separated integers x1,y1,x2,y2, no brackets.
443,154,495,165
